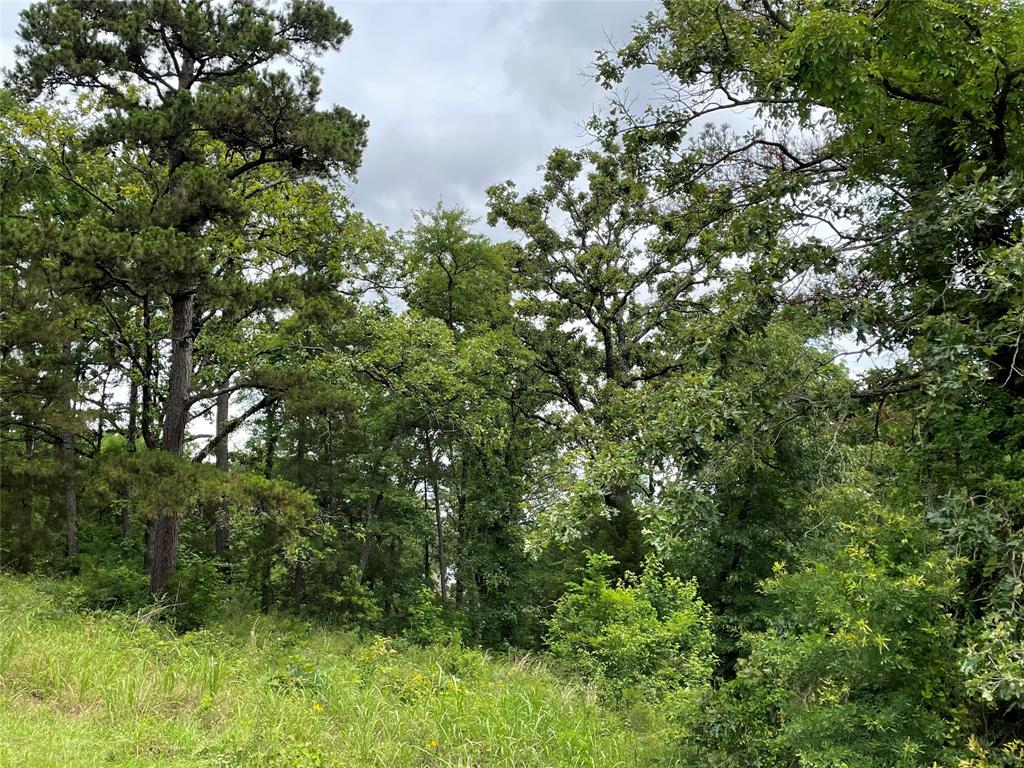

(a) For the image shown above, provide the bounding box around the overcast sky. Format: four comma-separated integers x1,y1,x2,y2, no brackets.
1,0,657,232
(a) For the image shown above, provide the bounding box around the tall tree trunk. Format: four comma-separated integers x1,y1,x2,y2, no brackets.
141,295,156,573
430,472,447,602
150,291,195,594
358,491,384,582
143,524,153,574
124,379,138,540
423,538,431,583
213,386,230,558
62,425,78,558
141,294,156,450
160,292,195,454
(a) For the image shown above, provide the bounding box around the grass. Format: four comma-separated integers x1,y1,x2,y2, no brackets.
0,575,668,767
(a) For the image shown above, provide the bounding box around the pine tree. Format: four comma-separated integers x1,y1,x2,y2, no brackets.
8,0,368,592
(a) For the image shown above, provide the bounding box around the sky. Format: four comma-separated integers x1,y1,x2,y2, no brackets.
0,0,658,232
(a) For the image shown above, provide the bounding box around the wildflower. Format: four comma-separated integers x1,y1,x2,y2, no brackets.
312,701,323,712
427,739,438,749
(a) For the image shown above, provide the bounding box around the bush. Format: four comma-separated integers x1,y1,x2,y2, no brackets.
311,566,383,628
75,554,150,612
401,586,465,646
165,553,225,631
675,482,962,768
546,553,716,700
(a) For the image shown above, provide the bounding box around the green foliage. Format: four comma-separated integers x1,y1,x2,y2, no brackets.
304,566,382,628
3,0,1024,763
547,553,715,701
74,555,150,613
961,615,1024,713
164,554,226,632
678,467,963,767
401,587,465,647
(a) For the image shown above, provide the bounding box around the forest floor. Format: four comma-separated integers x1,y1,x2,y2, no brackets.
0,575,664,767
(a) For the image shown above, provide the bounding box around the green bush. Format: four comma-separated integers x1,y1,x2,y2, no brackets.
401,586,464,646
676,481,963,768
306,566,383,628
75,554,149,612
165,553,225,631
546,553,716,700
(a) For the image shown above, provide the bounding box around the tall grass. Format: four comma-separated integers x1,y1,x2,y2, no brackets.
0,576,668,767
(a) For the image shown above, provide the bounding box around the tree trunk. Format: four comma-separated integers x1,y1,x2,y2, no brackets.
160,293,195,454
150,291,195,594
213,387,230,558
143,524,153,573
124,379,138,540
430,474,447,602
291,562,303,614
357,491,384,582
62,426,78,558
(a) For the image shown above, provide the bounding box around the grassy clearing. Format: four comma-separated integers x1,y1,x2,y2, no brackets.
0,575,666,767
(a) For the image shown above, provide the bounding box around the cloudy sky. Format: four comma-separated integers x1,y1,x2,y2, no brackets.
1,0,657,231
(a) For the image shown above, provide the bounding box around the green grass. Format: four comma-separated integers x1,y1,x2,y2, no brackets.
0,575,667,767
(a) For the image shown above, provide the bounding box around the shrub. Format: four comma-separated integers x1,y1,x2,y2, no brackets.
165,553,225,631
676,481,963,768
546,553,716,700
401,586,464,646
75,554,150,612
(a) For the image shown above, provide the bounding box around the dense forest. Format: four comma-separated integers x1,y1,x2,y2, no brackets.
1,1,1022,766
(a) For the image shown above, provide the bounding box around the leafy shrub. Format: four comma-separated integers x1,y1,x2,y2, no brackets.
961,615,1024,715
165,553,225,631
546,553,715,700
75,554,149,612
311,566,382,628
954,738,1024,768
676,481,962,768
401,586,465,646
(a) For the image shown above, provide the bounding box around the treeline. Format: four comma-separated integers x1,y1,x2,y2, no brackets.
1,1,1022,765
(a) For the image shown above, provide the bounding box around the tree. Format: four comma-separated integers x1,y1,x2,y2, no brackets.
488,145,841,607
598,0,1024,745
0,95,104,569
399,208,545,639
8,0,368,592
